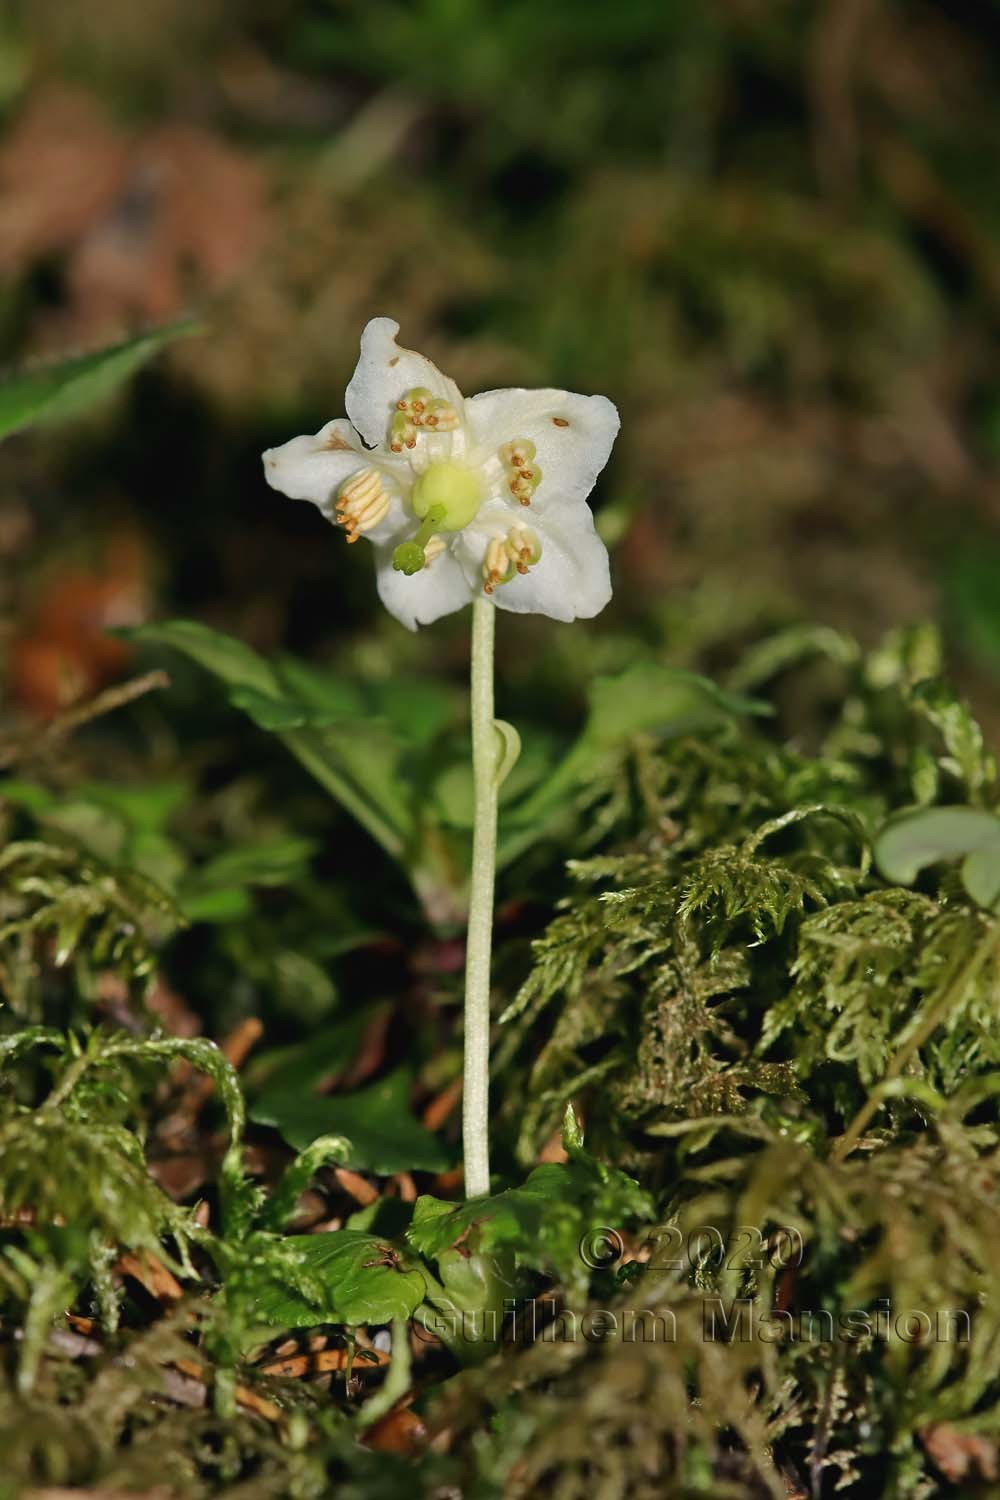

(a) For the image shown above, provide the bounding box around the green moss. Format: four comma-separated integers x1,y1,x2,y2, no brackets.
1,628,999,1496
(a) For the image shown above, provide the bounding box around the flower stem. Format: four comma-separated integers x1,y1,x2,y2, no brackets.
463,596,498,1197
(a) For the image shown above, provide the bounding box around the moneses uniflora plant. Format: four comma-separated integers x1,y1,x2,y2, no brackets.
264,317,619,1195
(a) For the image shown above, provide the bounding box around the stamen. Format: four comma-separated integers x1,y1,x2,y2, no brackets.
500,439,535,469
505,524,541,574
390,411,417,452
499,437,541,505
398,387,432,414
336,468,391,542
423,397,460,431
482,536,514,595
392,388,459,447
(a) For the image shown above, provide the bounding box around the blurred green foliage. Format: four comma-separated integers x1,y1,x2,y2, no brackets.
2,0,1000,694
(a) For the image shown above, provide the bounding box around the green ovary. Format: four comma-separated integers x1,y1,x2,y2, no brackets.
411,462,482,532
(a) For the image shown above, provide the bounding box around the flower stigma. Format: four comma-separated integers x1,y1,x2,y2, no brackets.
411,461,482,531
392,504,448,575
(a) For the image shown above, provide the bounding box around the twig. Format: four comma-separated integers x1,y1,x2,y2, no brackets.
258,1345,389,1378
333,1167,379,1206
422,1075,462,1132
0,671,170,772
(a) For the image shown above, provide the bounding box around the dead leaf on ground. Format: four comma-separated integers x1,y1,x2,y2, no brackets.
362,1403,429,1456
921,1423,998,1483
0,86,267,343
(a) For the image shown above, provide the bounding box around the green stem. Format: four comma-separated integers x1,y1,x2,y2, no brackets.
356,1317,412,1429
463,597,498,1197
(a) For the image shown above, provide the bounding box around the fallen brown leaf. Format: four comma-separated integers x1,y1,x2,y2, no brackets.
362,1404,429,1456
422,1076,462,1132
333,1167,379,1206
922,1423,998,1483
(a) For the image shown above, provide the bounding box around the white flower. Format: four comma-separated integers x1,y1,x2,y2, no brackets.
262,317,619,630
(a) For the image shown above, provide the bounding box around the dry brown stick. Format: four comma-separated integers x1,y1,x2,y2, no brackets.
0,670,170,771
116,1249,184,1303
333,1166,379,1206
422,1076,462,1132
172,1357,281,1421
258,1346,390,1378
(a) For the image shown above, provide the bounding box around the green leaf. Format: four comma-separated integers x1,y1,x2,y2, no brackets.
127,621,415,868
431,762,475,829
251,1066,451,1175
241,1230,427,1328
0,781,57,814
128,620,279,698
309,720,414,846
875,806,1000,885
407,1143,651,1299
227,686,320,732
583,662,772,748
274,657,367,718
245,1014,369,1101
180,887,252,923
368,677,457,745
126,622,476,925
0,322,200,441
4,779,190,896
189,836,316,892
178,836,316,922
960,844,1000,910
73,780,189,835
875,805,1000,910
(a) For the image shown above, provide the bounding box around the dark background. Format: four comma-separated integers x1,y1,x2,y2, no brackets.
3,0,1000,729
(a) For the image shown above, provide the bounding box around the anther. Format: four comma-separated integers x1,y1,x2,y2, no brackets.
425,398,460,431
336,469,391,542
390,412,416,452
505,524,541,574
500,438,541,505
482,536,520,595
500,439,536,469
393,389,456,445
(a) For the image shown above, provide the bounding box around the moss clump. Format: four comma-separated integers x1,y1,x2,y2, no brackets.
1,626,999,1498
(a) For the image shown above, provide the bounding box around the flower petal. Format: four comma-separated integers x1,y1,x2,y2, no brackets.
263,419,365,509
373,543,474,631
457,501,612,622
466,387,619,512
262,419,408,542
346,317,464,451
